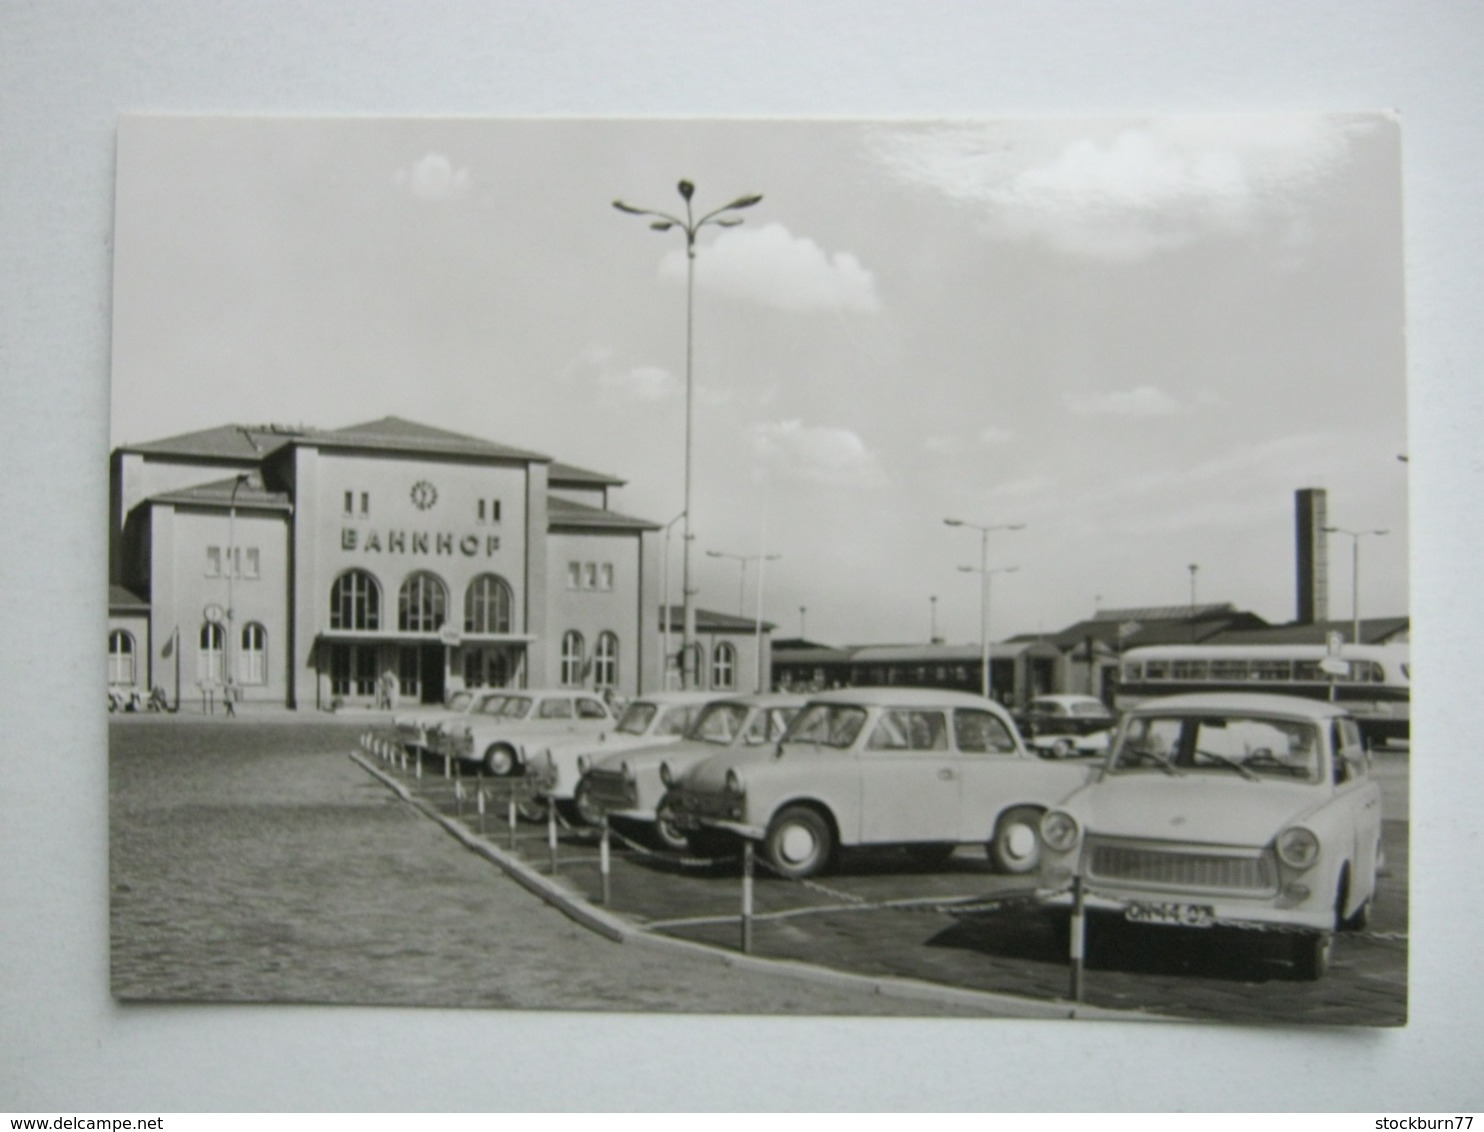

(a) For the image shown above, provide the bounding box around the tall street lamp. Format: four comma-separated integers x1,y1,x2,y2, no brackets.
614,181,764,687
707,548,781,692
1323,526,1389,644
226,473,250,687
659,510,685,689
945,517,1025,700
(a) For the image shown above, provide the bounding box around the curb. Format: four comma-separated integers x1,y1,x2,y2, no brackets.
351,751,1158,1022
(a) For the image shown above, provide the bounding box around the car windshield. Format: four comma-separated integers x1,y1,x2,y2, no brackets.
1110,713,1322,782
693,703,751,745
1071,702,1110,717
616,702,657,735
473,693,508,713
445,691,473,711
499,696,534,719
743,707,800,746
781,704,868,750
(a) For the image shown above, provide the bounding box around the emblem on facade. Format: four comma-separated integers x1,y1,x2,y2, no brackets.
409,480,438,511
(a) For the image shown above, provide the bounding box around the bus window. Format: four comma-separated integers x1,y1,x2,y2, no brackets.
1294,661,1324,681
1144,660,1169,680
1209,659,1248,680
1251,659,1292,681
1171,660,1208,679
1122,662,1142,681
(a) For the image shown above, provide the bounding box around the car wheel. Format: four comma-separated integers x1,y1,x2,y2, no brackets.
988,806,1044,874
1338,864,1372,932
1290,931,1333,981
651,815,691,853
516,795,549,824
483,744,518,777
903,842,956,867
1050,737,1075,758
764,805,834,879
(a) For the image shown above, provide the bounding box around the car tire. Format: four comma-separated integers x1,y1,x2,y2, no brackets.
650,815,690,853
1050,737,1075,758
1338,864,1372,932
516,795,548,824
988,806,1044,874
1290,931,1333,981
763,805,835,879
483,743,519,777
570,780,603,828
903,842,956,867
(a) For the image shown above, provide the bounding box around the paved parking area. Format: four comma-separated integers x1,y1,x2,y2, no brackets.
359,737,1409,1026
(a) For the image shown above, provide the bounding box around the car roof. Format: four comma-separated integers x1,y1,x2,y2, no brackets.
1131,691,1351,720
1030,694,1107,707
709,692,811,708
801,686,1007,710
627,690,730,706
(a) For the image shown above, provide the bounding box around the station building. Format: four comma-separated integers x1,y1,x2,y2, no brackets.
108,416,771,710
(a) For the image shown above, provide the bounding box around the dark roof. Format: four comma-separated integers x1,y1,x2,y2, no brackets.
1208,617,1410,646
109,585,149,611
547,495,659,533
118,423,300,461
549,461,625,488
660,605,778,633
1093,603,1236,622
310,416,551,463
146,471,294,512
772,638,835,651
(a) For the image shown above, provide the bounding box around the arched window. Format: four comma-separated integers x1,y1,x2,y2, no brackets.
198,622,224,682
108,630,135,685
560,631,585,686
330,570,380,630
712,641,736,690
399,572,447,632
464,574,513,634
241,623,267,685
594,631,619,688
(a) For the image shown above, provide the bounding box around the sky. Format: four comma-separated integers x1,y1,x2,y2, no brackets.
110,114,1409,647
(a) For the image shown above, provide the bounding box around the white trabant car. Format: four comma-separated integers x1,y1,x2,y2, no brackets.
661,687,1097,879
390,688,511,759
1037,692,1383,980
523,690,722,820
434,689,614,776
1016,694,1117,757
580,692,807,850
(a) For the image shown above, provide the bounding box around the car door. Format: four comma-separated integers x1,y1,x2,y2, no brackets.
857,708,958,843
953,708,1091,842
1332,717,1382,895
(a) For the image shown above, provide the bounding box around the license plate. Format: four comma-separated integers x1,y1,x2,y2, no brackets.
1125,901,1214,928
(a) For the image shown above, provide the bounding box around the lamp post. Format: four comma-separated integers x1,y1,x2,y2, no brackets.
614,181,764,687
707,549,781,692
945,518,1024,700
659,510,685,689
226,473,250,687
1323,526,1389,644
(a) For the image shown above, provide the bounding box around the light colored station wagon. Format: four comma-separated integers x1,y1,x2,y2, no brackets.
1037,692,1383,980
662,687,1097,879
390,688,511,758
435,689,614,776
580,692,807,850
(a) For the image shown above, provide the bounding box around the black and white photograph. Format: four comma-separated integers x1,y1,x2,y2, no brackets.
106,113,1409,1026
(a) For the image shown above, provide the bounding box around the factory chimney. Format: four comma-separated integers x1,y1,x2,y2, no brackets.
1295,488,1329,624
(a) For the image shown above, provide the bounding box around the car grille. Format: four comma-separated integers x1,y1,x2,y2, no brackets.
584,769,637,809
668,786,742,822
1085,837,1277,894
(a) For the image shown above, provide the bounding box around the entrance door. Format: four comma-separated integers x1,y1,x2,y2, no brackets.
419,642,445,704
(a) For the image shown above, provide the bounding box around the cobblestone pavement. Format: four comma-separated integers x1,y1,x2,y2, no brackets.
365,736,1408,1026
110,717,995,1015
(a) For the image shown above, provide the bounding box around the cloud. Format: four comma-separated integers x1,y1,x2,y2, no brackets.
750,419,886,487
394,153,469,201
1063,385,1180,417
978,425,1015,445
867,116,1377,262
598,365,678,402
660,223,880,312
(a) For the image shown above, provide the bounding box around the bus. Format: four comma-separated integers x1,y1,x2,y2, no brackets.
1114,643,1410,746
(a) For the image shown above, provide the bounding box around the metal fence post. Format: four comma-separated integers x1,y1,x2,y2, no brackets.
1070,873,1085,1003
599,816,612,905
741,840,755,955
477,781,486,835
547,798,558,874
507,792,517,849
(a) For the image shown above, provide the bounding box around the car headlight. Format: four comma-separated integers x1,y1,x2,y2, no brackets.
724,768,744,795
1040,810,1080,853
1275,826,1321,871
660,761,674,788
621,761,635,783
577,754,590,775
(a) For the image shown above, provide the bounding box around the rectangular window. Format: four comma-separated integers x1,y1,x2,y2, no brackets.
359,492,369,517
244,547,260,579
567,562,581,590
1171,660,1208,679
491,499,501,523
477,500,485,521
600,563,614,591
205,547,221,577
584,563,598,590
343,491,354,517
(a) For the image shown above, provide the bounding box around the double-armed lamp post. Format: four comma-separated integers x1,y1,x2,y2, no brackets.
614,181,763,689
707,548,781,692
944,518,1024,701
1322,526,1389,644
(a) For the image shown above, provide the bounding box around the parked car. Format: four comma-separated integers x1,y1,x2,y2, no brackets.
1016,694,1117,757
524,690,722,821
580,692,807,850
660,687,1097,879
1037,692,1383,980
390,687,512,758
435,689,615,776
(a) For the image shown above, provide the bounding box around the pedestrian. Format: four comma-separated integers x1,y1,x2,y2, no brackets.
381,669,399,711
223,675,237,718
